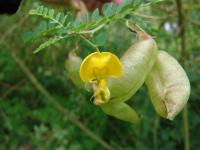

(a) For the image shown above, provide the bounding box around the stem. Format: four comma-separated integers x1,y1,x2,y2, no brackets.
79,23,106,34
183,105,189,150
0,15,29,46
125,20,146,33
0,80,25,101
175,0,190,150
79,34,100,52
132,12,170,20
153,116,160,150
176,0,187,63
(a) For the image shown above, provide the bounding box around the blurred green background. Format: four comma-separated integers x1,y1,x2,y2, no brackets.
0,0,199,150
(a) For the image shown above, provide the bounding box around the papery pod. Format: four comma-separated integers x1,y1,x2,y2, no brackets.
107,31,158,104
65,51,83,88
145,51,190,120
101,102,140,123
101,31,157,123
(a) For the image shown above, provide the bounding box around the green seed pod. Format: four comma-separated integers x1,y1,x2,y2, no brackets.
101,102,140,124
101,31,157,123
145,51,190,120
65,51,83,88
107,31,158,104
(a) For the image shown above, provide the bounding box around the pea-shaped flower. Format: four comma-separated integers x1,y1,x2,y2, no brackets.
78,31,157,123
80,52,122,105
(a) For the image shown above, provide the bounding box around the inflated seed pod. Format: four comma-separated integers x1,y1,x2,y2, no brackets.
65,51,83,88
145,51,190,120
101,31,157,123
107,31,158,104
101,102,140,123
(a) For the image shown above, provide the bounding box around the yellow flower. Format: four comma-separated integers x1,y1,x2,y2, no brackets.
80,52,122,105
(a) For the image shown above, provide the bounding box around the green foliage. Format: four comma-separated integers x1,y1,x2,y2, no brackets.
29,6,68,29
28,0,142,53
33,35,68,53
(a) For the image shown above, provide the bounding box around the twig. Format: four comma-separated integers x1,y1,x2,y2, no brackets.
183,105,189,150
79,23,106,34
153,116,160,150
79,34,100,52
0,82,13,88
0,80,26,101
132,12,172,20
176,0,187,62
0,15,29,46
190,19,200,26
175,0,190,150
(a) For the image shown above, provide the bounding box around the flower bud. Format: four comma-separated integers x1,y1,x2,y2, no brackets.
65,51,83,88
145,51,190,120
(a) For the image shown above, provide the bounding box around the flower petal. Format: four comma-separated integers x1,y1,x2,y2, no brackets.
80,52,122,82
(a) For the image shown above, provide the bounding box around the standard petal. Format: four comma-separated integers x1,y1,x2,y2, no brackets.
101,52,122,78
80,52,122,82
80,52,101,82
